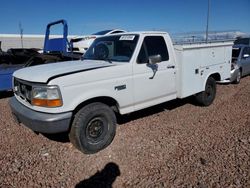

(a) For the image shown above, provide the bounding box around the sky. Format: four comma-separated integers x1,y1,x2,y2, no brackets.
0,0,249,36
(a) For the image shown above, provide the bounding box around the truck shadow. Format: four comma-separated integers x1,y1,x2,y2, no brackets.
0,91,13,99
41,132,69,143
117,96,197,125
75,162,120,188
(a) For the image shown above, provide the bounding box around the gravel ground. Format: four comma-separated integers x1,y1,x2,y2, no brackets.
0,76,250,188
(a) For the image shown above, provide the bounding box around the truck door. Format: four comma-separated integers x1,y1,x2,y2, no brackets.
133,35,176,111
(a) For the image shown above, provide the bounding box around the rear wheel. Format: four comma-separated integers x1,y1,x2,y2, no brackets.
195,77,216,106
69,102,116,154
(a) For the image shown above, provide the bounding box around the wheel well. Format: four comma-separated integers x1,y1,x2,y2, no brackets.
209,73,221,81
73,97,119,115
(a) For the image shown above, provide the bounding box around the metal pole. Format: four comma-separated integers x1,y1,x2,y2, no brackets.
205,0,210,43
19,22,24,48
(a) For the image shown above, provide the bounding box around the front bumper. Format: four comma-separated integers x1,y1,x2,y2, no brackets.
230,68,240,83
9,97,72,134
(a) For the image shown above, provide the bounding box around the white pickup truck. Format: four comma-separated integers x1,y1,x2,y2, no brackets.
10,31,232,154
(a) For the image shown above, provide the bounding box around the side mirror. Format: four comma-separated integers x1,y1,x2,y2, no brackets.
148,54,162,65
243,54,249,58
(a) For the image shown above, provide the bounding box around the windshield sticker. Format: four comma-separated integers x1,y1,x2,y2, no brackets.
119,35,135,41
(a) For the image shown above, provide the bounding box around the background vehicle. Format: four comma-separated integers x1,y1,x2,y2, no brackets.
220,44,250,84
26,19,82,67
10,31,232,154
0,20,82,91
231,45,250,83
0,48,39,91
71,29,126,54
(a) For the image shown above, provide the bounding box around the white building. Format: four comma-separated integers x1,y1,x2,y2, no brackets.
0,34,77,51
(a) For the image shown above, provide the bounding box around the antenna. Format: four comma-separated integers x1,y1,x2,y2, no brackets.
19,22,24,48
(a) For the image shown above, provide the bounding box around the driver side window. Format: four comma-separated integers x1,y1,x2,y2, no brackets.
137,36,169,64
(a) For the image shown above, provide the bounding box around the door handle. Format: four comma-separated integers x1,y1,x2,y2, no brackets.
167,65,175,69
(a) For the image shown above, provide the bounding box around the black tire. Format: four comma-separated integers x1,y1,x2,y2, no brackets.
94,43,109,60
69,102,116,154
232,70,241,84
195,77,216,106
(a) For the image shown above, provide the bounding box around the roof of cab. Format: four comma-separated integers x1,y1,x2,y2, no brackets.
121,31,168,35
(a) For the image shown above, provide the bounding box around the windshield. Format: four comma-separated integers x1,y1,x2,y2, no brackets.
83,34,139,62
234,38,250,45
92,30,113,35
232,48,241,58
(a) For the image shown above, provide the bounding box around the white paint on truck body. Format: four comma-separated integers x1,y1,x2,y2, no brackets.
174,42,232,98
13,31,233,116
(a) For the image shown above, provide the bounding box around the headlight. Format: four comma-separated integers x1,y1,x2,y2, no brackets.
32,86,63,107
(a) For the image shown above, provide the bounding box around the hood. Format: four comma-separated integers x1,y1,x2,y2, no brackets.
13,60,115,83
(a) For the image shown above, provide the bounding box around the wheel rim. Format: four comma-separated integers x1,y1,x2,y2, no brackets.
86,117,105,141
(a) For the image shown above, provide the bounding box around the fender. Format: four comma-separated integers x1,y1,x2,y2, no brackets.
202,72,221,90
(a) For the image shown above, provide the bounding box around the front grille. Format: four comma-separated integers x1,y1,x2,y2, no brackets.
14,78,32,103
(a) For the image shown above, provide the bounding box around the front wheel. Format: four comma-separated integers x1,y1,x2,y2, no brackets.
69,102,117,154
195,77,216,106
